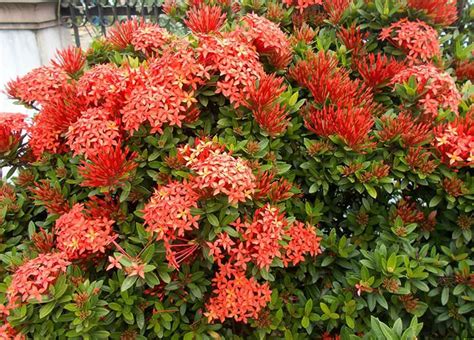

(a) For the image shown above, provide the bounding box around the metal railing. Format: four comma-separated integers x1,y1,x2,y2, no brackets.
59,0,163,47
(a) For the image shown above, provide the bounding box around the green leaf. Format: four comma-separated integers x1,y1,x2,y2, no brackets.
364,184,377,199
320,302,331,315
429,195,442,207
441,287,449,305
207,214,220,227
304,299,313,315
121,276,138,292
39,301,56,319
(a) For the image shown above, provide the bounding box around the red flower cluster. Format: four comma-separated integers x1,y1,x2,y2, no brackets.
7,252,70,303
433,114,474,167
282,221,322,266
355,53,405,90
0,183,19,216
282,0,323,12
377,112,432,146
323,0,352,24
305,105,375,150
380,19,440,65
407,0,458,26
55,203,116,260
29,179,70,215
143,181,200,240
392,64,461,120
0,112,27,154
246,73,289,136
78,145,138,189
197,32,264,108
205,267,271,323
456,60,474,82
242,13,292,69
181,140,256,204
254,170,295,202
185,4,226,34
52,46,86,76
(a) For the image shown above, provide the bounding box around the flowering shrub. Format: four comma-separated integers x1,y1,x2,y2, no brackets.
0,0,473,338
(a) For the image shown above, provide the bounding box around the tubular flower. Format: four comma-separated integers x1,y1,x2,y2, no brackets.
289,51,377,112
392,64,461,120
433,114,474,168
78,145,138,189
0,183,19,215
205,267,272,323
0,113,27,154
247,73,290,136
379,19,440,65
355,53,405,89
7,66,72,105
406,146,438,174
323,0,352,24
52,46,86,75
292,23,318,44
184,4,226,33
28,93,85,157
282,221,322,266
377,112,432,146
337,24,367,56
407,0,457,26
55,203,116,260
29,180,70,215
7,252,70,303
254,171,295,202
242,13,293,69
197,33,264,108
122,50,209,133
456,60,474,82
66,110,122,158
392,198,424,224
106,19,147,49
305,105,375,150
182,141,256,204
142,181,201,240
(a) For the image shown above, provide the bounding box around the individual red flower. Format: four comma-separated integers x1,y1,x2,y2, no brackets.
142,180,201,240
106,255,123,271
7,252,70,303
184,4,226,33
66,109,122,158
355,53,405,89
205,266,272,323
392,64,461,120
283,221,322,266
379,19,440,65
126,262,145,279
305,105,375,150
29,179,70,215
433,113,474,168
52,46,86,75
407,0,457,26
55,203,116,260
182,140,256,204
78,145,138,189
0,113,27,154
242,13,293,69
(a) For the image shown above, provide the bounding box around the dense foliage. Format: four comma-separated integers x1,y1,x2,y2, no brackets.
0,0,473,339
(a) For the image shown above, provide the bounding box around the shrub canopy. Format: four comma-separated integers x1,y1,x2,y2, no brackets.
0,0,473,339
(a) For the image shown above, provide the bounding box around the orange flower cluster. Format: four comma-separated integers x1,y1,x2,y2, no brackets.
433,114,474,167
181,140,256,204
379,19,440,65
55,203,116,260
242,13,292,69
0,113,27,154
407,0,457,26
7,252,70,303
204,267,272,323
392,64,461,120
283,221,322,266
142,181,201,240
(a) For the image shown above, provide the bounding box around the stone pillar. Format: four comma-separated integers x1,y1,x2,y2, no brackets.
0,0,72,113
